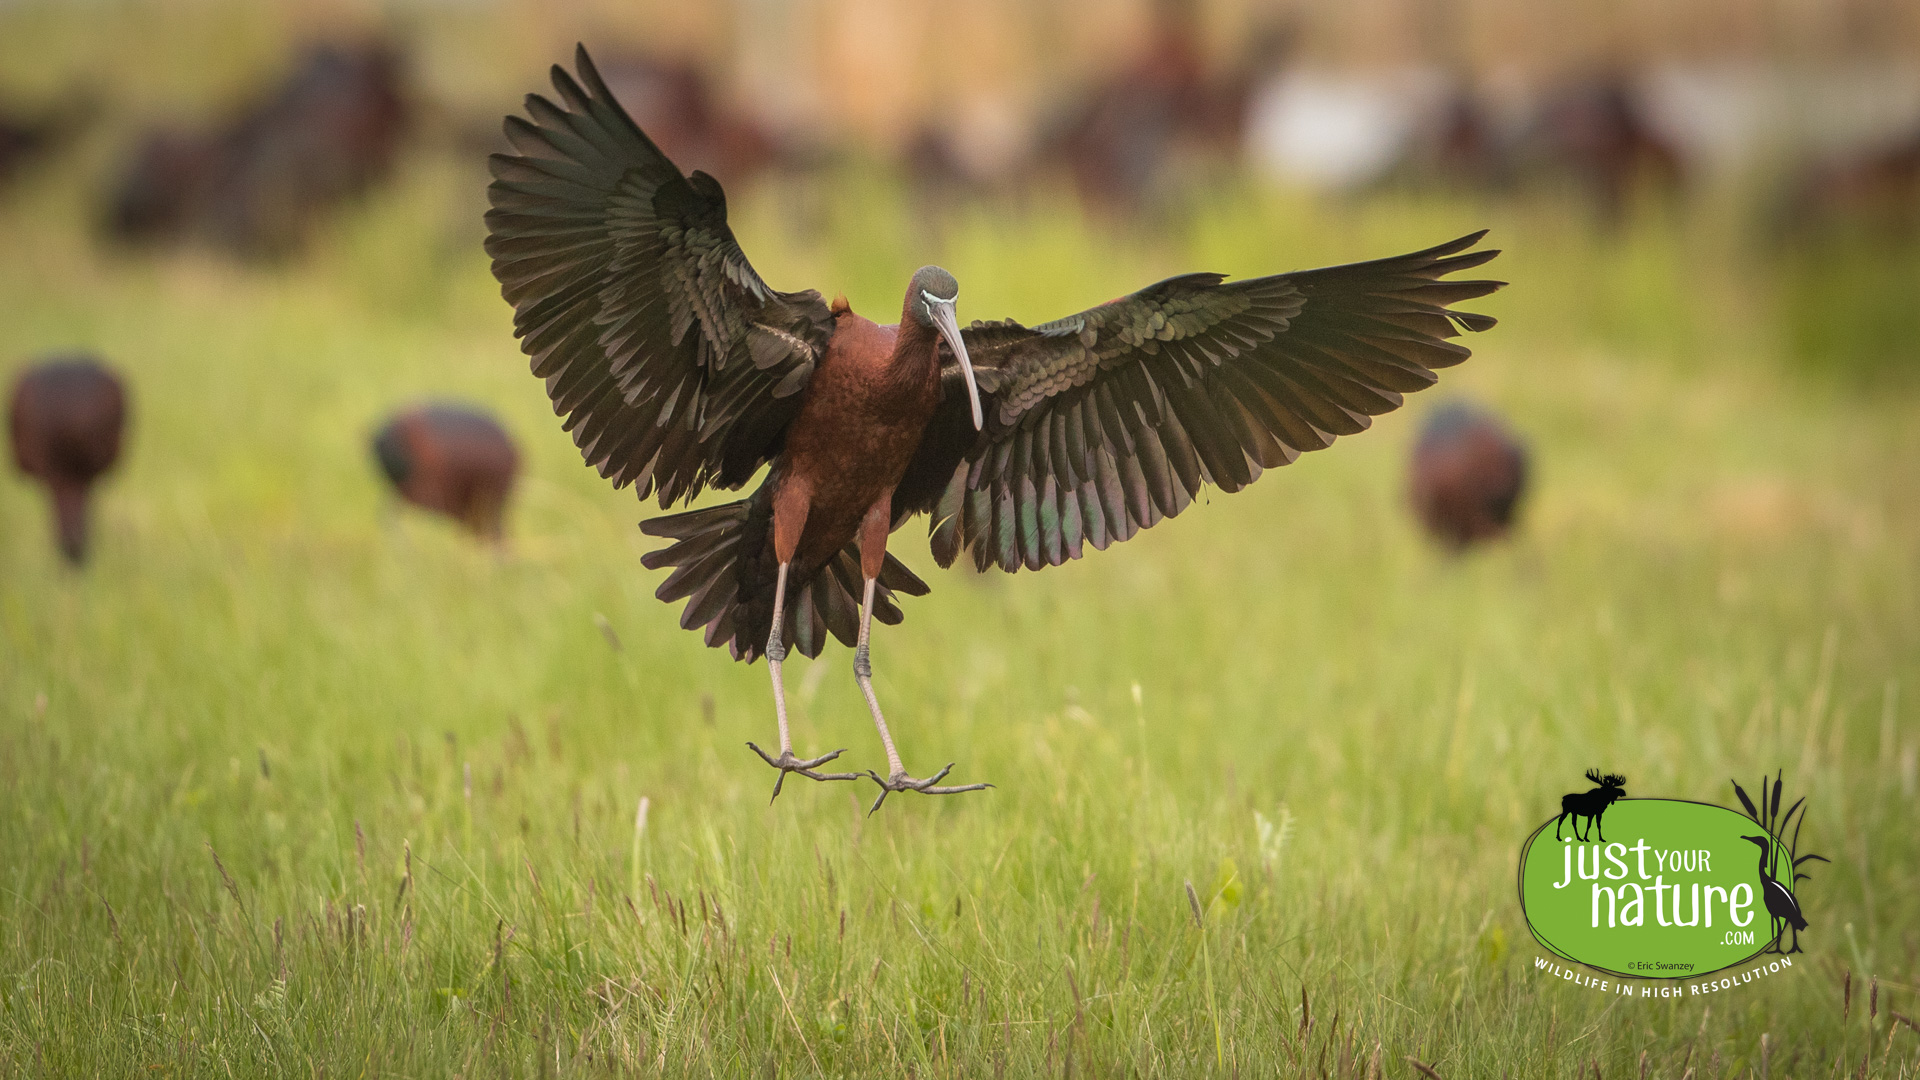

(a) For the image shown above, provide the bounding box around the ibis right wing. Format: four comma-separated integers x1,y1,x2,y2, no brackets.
892,232,1504,571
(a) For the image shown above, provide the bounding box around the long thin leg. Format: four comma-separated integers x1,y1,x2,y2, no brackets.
746,560,856,800
768,563,795,753
856,576,991,814
856,575,906,780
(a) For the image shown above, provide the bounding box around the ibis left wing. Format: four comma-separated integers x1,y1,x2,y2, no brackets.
892,232,1503,571
485,46,832,507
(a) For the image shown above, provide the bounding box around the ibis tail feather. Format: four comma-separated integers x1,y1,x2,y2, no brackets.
640,481,930,662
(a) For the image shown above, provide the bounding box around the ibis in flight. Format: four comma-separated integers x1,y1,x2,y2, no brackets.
485,47,1504,809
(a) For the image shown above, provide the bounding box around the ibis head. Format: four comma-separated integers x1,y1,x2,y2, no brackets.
908,265,981,431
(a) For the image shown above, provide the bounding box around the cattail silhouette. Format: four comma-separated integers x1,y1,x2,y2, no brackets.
9,355,127,564
1731,772,1827,953
1409,401,1528,549
372,403,518,540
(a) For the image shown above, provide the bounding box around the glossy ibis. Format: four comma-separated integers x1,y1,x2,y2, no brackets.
1515,76,1682,225
1775,123,1920,244
1378,86,1511,193
1741,834,1808,954
106,41,407,256
372,404,519,540
1408,400,1527,549
590,53,778,191
9,356,127,564
486,47,1503,808
1040,0,1292,213
0,92,93,190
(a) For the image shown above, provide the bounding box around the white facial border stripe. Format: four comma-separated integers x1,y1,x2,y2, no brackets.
921,289,956,305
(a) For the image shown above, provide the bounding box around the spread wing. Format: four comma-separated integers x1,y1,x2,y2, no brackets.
485,45,831,507
892,232,1503,571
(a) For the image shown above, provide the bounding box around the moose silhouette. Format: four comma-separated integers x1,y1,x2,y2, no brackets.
1554,770,1627,842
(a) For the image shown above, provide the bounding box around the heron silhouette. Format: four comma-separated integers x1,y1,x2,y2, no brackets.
1741,834,1808,954
1730,771,1828,954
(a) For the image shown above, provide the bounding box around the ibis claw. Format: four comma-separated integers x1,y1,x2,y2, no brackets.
863,764,993,815
746,742,860,802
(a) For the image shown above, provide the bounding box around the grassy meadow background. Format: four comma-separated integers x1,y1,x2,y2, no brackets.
3,3,1920,1076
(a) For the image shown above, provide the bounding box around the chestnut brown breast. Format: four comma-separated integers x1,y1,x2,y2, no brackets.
777,312,941,570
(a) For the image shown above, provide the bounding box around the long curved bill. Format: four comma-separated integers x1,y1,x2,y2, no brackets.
930,301,984,431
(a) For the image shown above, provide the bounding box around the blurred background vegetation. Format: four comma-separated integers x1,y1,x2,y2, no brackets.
0,0,1917,1075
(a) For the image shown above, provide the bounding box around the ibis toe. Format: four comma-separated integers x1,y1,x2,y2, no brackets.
863,763,992,815
746,743,860,802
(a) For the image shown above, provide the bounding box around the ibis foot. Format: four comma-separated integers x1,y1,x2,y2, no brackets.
746,743,860,802
863,764,992,815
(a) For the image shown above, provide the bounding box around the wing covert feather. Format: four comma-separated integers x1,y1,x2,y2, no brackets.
892,232,1504,571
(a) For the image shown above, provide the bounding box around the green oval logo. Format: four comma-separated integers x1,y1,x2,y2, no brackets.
1519,795,1810,979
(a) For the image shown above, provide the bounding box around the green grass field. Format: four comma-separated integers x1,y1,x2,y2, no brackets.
3,18,1920,1075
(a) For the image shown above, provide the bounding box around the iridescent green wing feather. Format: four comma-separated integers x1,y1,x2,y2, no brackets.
893,232,1503,571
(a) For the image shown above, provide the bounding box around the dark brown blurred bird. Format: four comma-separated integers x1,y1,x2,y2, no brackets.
486,47,1503,808
0,110,55,184
1039,0,1292,213
1408,401,1527,549
1516,76,1682,224
0,92,94,190
1775,124,1920,244
372,404,519,540
590,53,779,191
106,41,408,256
9,356,127,564
1381,87,1511,193
106,128,230,243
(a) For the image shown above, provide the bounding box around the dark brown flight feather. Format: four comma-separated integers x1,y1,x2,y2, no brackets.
488,47,1503,662
484,44,831,508
896,232,1505,572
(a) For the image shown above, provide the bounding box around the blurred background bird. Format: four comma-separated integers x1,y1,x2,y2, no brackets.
0,89,93,192
1407,400,1528,550
0,0,1916,1071
103,40,408,258
372,403,519,542
8,354,127,565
